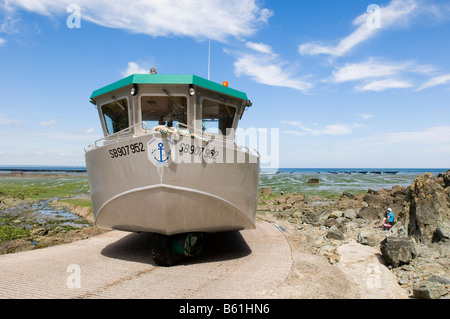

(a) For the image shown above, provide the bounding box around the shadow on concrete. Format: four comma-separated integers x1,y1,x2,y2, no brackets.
101,231,155,264
101,230,252,266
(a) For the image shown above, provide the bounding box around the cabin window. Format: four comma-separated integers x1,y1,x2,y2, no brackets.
140,95,187,129
202,99,236,135
101,98,129,135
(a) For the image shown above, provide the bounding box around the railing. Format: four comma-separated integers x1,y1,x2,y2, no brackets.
84,122,260,158
84,122,149,152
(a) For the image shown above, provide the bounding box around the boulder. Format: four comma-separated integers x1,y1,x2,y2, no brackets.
329,210,343,219
437,170,450,188
432,227,450,243
302,212,320,226
413,281,448,299
261,187,272,196
428,275,450,285
323,218,339,228
357,230,379,247
343,208,356,219
380,236,417,267
390,185,407,198
408,172,450,243
357,207,379,221
327,226,344,241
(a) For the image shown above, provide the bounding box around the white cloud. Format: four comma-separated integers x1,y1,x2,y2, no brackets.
83,128,94,134
0,38,5,46
7,0,272,42
122,62,148,77
349,126,450,152
245,41,273,54
258,8,273,24
356,79,413,92
329,57,436,92
331,57,413,83
282,121,355,136
359,113,374,120
299,0,419,57
0,115,21,126
232,43,312,93
41,119,56,126
417,73,450,91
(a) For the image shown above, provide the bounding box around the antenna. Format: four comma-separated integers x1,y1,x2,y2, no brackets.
208,37,211,80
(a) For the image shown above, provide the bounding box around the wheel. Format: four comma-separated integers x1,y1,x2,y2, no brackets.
150,233,181,267
183,232,204,257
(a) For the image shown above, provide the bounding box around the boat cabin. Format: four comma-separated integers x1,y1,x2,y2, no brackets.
89,72,252,143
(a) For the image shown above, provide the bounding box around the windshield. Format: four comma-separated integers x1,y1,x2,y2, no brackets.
141,95,187,129
202,99,236,135
101,98,129,135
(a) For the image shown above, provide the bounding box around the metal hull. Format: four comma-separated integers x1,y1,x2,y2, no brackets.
85,132,260,235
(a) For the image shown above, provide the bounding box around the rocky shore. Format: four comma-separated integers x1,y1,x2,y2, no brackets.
258,170,450,299
1,171,449,299
0,197,107,255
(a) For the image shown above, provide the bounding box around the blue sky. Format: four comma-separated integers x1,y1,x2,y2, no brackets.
1,0,450,168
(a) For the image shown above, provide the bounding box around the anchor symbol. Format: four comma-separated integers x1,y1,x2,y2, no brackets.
153,142,171,163
148,137,174,167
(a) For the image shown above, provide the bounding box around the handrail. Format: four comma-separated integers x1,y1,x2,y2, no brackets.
93,122,148,148
85,121,259,158
174,122,216,143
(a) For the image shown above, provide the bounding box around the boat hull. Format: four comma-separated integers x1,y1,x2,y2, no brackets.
85,132,259,235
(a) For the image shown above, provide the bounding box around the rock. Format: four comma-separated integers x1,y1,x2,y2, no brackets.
0,239,34,254
437,170,450,188
292,211,302,219
357,207,379,221
318,211,331,221
357,230,379,247
31,228,48,237
413,281,448,299
380,236,417,267
261,187,272,196
342,192,354,199
432,227,450,243
390,185,407,197
318,245,340,264
302,212,320,226
408,172,450,243
323,218,338,228
343,209,356,219
428,275,450,285
308,178,319,184
329,210,343,219
327,226,344,241
437,242,450,257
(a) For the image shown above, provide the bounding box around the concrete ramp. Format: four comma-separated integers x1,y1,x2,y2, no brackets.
0,221,292,299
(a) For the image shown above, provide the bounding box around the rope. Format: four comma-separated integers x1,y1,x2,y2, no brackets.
154,125,210,144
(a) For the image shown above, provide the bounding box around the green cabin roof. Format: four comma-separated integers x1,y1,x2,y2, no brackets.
90,74,248,101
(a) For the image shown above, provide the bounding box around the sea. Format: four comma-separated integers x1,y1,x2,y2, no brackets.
260,167,448,196
0,166,448,197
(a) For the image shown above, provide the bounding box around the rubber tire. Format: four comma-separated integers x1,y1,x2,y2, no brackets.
151,233,181,267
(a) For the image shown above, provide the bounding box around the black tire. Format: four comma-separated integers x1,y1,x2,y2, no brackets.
150,233,181,267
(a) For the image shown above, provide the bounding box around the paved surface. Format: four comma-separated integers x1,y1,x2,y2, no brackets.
0,220,292,299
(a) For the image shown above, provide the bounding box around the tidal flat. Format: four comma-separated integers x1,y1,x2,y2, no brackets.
0,173,104,254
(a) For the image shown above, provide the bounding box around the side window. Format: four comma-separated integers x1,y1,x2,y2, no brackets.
202,99,236,135
140,96,187,129
101,98,129,134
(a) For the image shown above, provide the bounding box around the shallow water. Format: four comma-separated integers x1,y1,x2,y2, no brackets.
0,198,90,230
259,168,447,196
0,174,91,231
